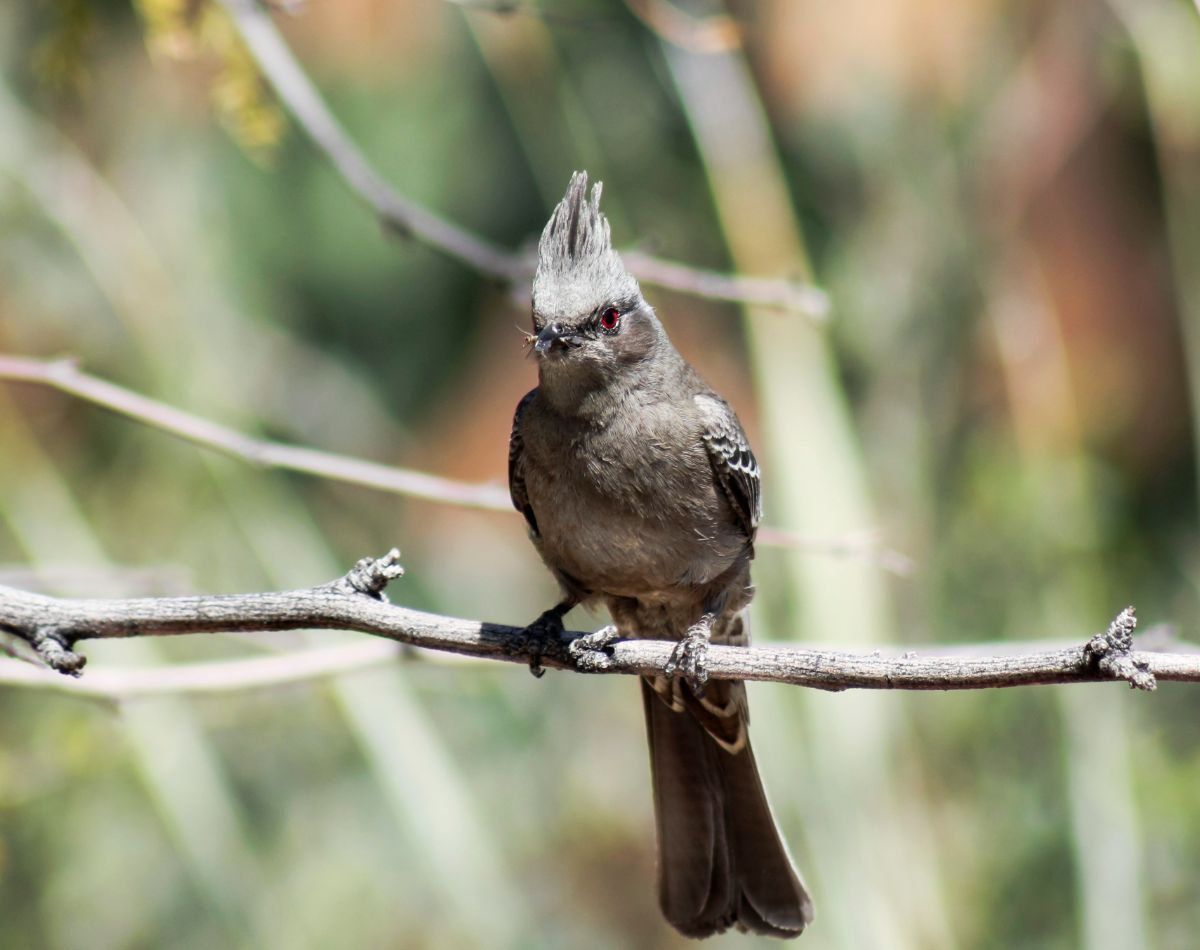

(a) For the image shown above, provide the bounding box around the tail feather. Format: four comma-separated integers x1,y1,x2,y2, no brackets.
641,680,813,939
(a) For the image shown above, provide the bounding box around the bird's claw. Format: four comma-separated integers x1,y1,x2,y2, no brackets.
520,607,568,678
664,626,710,693
568,625,620,672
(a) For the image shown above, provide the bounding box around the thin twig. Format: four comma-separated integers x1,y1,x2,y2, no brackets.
0,353,913,571
0,640,405,701
218,0,519,281
620,249,830,318
754,526,915,575
0,354,510,510
0,551,1189,691
0,634,492,703
212,0,829,319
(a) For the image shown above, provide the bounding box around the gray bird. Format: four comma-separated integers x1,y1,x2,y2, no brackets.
508,172,814,939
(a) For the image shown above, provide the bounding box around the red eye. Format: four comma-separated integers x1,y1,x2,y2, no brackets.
599,308,620,331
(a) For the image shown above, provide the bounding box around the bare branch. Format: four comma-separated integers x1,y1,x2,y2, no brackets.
0,353,912,571
4,626,1195,704
0,354,511,511
754,526,915,576
212,0,829,319
218,0,520,281
0,551,1193,692
0,641,408,702
619,249,830,319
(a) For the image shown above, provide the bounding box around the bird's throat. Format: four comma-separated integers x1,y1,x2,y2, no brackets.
535,360,611,418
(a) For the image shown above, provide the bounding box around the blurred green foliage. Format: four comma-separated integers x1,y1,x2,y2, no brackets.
2,0,1200,948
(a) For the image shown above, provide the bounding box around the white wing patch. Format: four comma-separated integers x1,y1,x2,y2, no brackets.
694,393,762,536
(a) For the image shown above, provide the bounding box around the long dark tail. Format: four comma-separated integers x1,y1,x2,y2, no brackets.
641,679,813,939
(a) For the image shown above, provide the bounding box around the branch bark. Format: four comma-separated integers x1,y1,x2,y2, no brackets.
2,552,1194,693
213,0,830,319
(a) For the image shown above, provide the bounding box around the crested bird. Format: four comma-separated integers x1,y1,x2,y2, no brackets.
509,171,813,939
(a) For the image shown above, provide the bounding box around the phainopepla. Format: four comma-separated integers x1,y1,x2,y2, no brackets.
508,172,813,939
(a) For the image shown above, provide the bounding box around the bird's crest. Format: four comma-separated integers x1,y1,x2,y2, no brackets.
533,171,639,321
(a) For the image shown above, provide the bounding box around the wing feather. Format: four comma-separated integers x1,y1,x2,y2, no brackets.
508,389,539,536
694,393,761,542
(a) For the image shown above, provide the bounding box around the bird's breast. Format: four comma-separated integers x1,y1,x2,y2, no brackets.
520,403,746,596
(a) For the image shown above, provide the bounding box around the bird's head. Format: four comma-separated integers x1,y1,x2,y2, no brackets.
529,172,664,399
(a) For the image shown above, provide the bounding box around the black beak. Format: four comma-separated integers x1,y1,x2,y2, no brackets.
535,322,565,354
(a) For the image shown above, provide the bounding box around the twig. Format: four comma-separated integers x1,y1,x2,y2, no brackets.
1084,607,1156,690
212,0,829,319
0,551,1192,691
0,353,913,570
0,640,417,702
619,249,830,318
754,526,915,576
0,354,511,510
218,0,519,281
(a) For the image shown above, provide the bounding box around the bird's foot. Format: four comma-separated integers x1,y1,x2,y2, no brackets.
520,606,569,678
568,625,620,672
664,619,712,693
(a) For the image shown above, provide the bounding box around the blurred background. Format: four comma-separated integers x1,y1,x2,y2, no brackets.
2,0,1200,947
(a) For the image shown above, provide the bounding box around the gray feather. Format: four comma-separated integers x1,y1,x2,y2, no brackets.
533,171,640,322
508,389,538,537
695,393,762,542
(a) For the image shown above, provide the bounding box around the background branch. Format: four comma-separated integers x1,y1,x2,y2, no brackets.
0,353,913,572
1,552,1192,692
214,0,830,319
0,639,407,702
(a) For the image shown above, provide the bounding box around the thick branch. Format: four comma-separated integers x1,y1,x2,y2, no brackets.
1,552,1193,692
214,0,829,319
0,354,912,572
